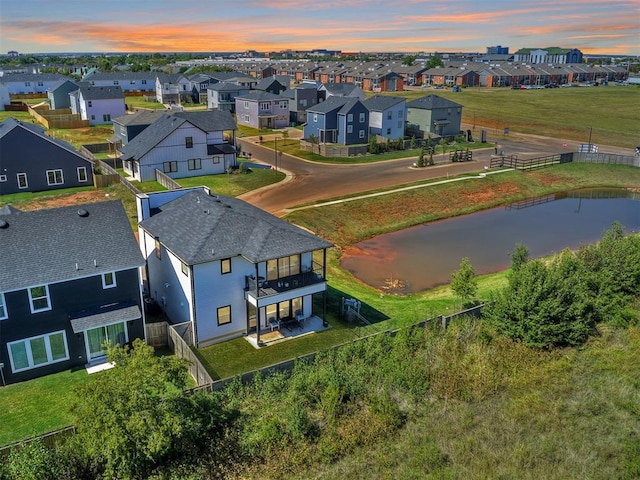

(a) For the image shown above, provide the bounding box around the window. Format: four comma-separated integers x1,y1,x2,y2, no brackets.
142,80,147,85
243,114,249,122
29,285,51,313
113,80,119,85
88,101,92,107
46,169,64,186
155,238,161,259
188,158,202,170
185,137,193,148
221,258,231,274
25,82,31,86
0,293,7,320
398,110,403,118
244,101,249,109
8,331,69,372
77,167,88,182
312,113,318,122
37,81,44,87
259,102,270,110
86,322,127,360
347,113,353,122
103,114,111,122
359,130,365,138
301,99,307,107
397,121,403,129
17,173,28,189
387,128,391,135
181,262,189,276
101,272,116,289
279,100,288,109
387,111,392,120
217,305,231,326
0,175,6,182
359,113,366,123
163,161,178,173
347,125,353,134
212,156,220,164
91,115,95,120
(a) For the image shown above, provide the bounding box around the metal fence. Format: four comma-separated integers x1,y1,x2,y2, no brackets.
491,152,639,170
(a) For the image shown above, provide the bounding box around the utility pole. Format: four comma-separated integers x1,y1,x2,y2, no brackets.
274,136,278,174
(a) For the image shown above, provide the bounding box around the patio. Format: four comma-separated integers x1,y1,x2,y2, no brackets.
245,315,330,349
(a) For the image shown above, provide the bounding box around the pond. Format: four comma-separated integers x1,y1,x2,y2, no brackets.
340,188,640,294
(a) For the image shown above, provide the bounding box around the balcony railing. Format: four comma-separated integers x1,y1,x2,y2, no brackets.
245,269,326,298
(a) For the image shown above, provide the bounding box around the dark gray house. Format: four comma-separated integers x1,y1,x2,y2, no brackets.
253,77,288,95
281,83,319,125
0,118,94,195
0,201,146,384
303,96,369,145
111,110,166,150
47,79,81,110
406,95,463,139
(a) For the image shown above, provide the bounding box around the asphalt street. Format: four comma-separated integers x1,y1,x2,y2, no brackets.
237,130,635,217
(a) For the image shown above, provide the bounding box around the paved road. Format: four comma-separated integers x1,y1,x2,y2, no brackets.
237,130,635,216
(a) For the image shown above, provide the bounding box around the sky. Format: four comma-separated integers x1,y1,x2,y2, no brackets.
0,0,638,56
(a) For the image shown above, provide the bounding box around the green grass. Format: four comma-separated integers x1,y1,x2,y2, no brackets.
375,86,640,148
175,164,285,197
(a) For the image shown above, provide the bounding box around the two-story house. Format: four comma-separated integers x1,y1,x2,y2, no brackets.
136,188,333,347
69,85,126,126
111,110,166,151
0,73,69,95
155,73,191,105
0,201,146,384
406,94,463,139
303,96,369,145
280,82,319,125
0,118,94,195
47,79,82,110
363,95,406,140
120,110,237,182
235,91,290,130
206,81,251,113
83,72,157,93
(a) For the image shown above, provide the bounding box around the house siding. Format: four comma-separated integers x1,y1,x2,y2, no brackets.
0,269,144,384
0,126,94,195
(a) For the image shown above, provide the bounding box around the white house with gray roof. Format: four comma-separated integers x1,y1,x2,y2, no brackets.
69,85,126,126
0,73,69,95
120,110,237,182
136,188,333,347
0,201,146,384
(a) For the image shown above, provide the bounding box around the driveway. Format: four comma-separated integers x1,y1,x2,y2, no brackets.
237,130,634,216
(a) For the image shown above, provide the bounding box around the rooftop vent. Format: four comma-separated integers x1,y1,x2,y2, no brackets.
77,208,89,217
0,219,8,229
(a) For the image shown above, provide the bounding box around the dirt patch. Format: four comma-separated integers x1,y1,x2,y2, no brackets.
526,170,570,186
15,190,116,211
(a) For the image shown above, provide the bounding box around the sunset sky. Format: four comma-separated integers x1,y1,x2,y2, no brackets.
1,0,638,55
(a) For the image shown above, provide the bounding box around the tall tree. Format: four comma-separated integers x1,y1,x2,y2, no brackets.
450,257,478,307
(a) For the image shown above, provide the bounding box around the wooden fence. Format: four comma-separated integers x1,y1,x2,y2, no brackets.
28,105,89,129
0,426,75,460
155,169,181,190
167,322,215,386
98,160,142,195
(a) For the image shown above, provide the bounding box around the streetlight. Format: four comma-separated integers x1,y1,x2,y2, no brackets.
274,136,281,174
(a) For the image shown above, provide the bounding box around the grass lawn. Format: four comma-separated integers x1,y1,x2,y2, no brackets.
175,163,285,197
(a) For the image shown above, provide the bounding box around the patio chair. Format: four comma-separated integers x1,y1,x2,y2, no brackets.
268,317,280,331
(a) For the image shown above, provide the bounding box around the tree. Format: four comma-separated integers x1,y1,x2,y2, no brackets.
70,340,236,479
402,55,417,66
450,257,478,307
426,56,444,69
417,148,425,167
509,243,529,273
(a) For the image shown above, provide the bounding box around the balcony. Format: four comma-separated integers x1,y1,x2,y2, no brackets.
245,269,326,298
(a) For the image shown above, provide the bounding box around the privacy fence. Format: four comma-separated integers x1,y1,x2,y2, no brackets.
490,152,638,170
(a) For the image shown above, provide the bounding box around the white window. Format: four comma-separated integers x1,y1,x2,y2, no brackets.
188,158,202,170
0,292,7,320
279,101,288,109
181,262,189,276
312,113,318,122
103,114,111,122
185,137,193,148
243,114,249,122
244,101,249,109
29,285,51,313
0,175,6,182
85,322,128,361
347,114,353,122
359,130,365,139
101,272,117,289
212,156,220,164
359,113,366,123
347,125,353,133
217,305,231,326
163,161,178,173
46,169,64,186
8,331,69,373
259,102,270,110
301,99,307,107
17,173,28,189
77,167,88,182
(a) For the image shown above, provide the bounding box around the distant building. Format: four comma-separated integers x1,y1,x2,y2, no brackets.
487,45,509,55
513,47,583,64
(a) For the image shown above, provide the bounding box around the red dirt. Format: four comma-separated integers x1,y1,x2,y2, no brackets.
17,190,116,211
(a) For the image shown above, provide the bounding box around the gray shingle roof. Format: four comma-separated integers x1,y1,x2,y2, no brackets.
119,114,186,161
139,191,333,265
0,73,69,84
306,95,351,114
112,110,166,127
235,90,283,102
363,95,405,112
0,201,144,292
79,85,124,100
406,94,462,110
173,110,236,132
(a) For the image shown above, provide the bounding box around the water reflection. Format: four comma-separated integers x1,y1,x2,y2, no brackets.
340,189,640,294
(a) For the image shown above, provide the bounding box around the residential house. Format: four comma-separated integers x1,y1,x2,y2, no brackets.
136,188,333,347
361,70,404,92
0,73,69,95
406,95,463,139
47,79,81,110
120,110,237,182
83,72,156,93
155,73,191,105
303,96,369,145
110,110,166,151
0,201,146,384
253,76,288,94
318,82,365,101
207,81,251,113
363,95,406,141
0,118,94,195
235,91,290,130
69,85,126,126
0,83,10,111
188,73,215,104
280,82,319,124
